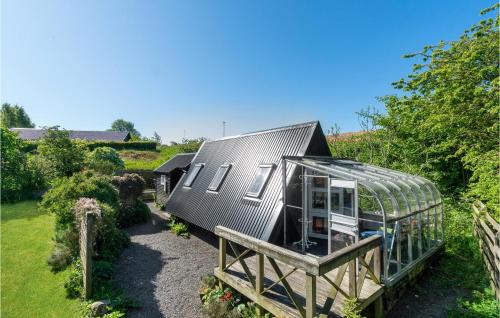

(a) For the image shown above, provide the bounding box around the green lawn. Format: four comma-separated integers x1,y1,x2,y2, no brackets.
1,201,80,318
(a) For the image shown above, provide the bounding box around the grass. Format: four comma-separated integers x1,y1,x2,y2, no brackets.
119,145,184,170
434,198,499,317
1,201,80,318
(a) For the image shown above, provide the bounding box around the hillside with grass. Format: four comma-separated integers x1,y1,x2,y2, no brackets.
119,140,203,170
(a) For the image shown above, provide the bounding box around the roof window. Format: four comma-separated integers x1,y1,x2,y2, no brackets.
208,164,232,192
246,164,274,198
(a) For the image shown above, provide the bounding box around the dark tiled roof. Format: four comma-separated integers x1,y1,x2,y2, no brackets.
165,121,331,241
10,128,130,142
154,153,196,174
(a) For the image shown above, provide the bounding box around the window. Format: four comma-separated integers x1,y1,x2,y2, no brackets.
160,174,166,185
246,164,274,198
183,163,204,187
208,164,231,192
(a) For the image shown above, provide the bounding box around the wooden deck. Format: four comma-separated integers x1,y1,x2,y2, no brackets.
214,226,385,318
215,254,383,317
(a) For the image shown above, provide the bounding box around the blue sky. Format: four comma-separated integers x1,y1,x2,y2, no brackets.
1,1,494,142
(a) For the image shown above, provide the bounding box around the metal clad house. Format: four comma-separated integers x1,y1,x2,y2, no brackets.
166,120,444,287
165,121,330,241
154,153,195,205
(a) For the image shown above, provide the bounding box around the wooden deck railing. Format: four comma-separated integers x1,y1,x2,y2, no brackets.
472,201,500,301
214,226,384,318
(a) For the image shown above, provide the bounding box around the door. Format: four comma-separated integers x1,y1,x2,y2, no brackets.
328,179,358,253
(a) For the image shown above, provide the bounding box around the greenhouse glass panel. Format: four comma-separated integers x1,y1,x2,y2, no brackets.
421,210,431,253
410,214,421,260
400,217,412,268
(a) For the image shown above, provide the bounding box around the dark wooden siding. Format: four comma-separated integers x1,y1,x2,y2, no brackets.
155,175,169,205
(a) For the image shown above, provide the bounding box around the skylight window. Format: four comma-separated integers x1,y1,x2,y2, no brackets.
183,163,204,187
208,164,231,192
246,164,274,198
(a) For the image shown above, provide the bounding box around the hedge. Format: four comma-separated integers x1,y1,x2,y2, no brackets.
22,140,157,152
86,141,157,151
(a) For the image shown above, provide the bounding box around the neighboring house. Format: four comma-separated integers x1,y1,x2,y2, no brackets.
10,128,131,142
165,121,444,286
154,153,196,205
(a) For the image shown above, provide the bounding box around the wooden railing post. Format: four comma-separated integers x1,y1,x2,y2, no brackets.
219,237,226,270
374,245,381,283
256,253,264,317
348,259,357,298
305,273,316,318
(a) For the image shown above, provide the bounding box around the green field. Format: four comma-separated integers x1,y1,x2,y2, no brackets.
119,145,184,170
1,201,80,318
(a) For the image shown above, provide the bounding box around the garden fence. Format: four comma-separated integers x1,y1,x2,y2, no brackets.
472,201,500,301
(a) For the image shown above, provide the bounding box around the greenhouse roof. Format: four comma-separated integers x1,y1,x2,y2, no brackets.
284,156,442,221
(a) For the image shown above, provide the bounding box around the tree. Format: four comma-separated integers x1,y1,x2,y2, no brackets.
152,131,162,144
37,127,86,179
373,5,498,211
109,119,141,139
1,103,35,128
0,128,29,202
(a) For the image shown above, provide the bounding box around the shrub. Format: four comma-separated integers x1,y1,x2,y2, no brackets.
342,297,364,318
40,171,119,227
20,140,158,152
86,147,125,175
0,127,31,202
117,200,151,227
166,215,190,238
64,259,83,298
26,154,49,193
199,274,217,295
449,289,500,318
41,171,129,270
86,140,157,151
236,303,271,318
112,173,145,206
37,127,86,179
93,260,115,290
200,277,244,318
47,243,73,271
201,300,240,318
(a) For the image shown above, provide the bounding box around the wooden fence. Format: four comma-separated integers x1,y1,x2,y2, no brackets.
472,201,500,301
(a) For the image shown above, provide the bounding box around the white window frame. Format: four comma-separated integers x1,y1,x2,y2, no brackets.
245,164,274,199
183,163,204,188
207,164,232,192
160,174,166,185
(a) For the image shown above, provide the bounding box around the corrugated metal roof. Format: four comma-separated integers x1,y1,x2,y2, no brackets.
154,153,196,174
165,121,331,241
10,128,130,141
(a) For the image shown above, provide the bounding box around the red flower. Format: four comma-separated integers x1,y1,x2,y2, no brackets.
220,291,233,302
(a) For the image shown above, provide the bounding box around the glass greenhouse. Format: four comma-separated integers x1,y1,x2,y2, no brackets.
282,156,444,285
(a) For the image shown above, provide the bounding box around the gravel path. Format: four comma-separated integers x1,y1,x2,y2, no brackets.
114,204,218,318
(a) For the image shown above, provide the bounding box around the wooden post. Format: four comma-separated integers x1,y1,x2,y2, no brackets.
374,296,384,318
255,253,265,317
305,273,316,318
348,259,357,298
80,212,95,299
374,245,381,283
219,237,226,271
